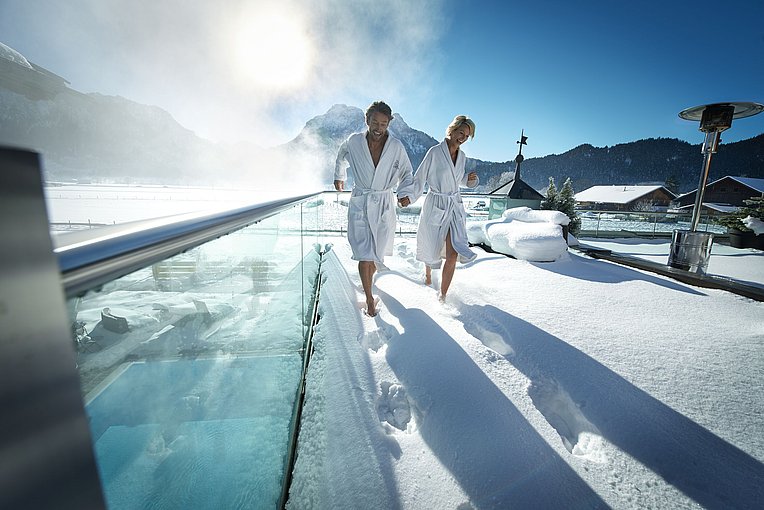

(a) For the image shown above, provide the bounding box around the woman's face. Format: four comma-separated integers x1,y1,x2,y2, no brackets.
450,123,471,145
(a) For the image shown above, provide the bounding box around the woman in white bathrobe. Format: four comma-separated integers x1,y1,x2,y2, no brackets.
410,115,478,301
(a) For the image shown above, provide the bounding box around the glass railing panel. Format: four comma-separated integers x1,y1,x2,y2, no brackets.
577,210,725,237
68,202,319,509
314,193,729,240
315,192,519,235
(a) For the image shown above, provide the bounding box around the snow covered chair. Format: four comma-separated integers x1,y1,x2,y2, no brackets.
467,207,570,262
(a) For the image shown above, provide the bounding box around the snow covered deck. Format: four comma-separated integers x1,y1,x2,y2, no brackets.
287,237,764,509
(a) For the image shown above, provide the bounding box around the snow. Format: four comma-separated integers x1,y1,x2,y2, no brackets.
500,207,570,225
580,237,764,290
743,216,764,235
679,202,743,214
466,207,570,262
723,177,764,194
287,234,764,509
45,187,764,508
0,41,34,69
575,185,670,204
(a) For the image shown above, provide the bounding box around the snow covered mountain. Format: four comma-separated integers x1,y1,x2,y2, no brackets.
2,40,762,192
278,104,438,187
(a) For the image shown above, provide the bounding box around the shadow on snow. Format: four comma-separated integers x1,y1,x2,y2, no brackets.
457,303,764,509
377,289,609,510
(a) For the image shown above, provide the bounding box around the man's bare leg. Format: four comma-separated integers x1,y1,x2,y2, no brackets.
440,231,458,300
359,260,378,316
425,265,432,286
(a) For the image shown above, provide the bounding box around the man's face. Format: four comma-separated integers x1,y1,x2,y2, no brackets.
366,111,390,141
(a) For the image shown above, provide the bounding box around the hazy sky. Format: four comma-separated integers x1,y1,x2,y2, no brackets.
2,0,763,162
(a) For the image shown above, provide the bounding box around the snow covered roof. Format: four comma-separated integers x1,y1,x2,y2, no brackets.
727,176,764,193
675,176,764,199
575,185,671,204
673,202,740,213
0,42,33,69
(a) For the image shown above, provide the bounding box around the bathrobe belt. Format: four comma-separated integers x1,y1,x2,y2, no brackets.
355,187,394,205
429,190,460,209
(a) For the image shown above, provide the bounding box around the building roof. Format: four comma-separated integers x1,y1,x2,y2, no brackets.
672,202,740,213
724,176,764,193
490,178,544,200
575,185,672,204
675,176,764,200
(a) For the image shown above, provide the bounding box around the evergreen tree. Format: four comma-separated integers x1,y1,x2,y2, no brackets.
541,176,559,211
664,175,680,195
559,178,581,235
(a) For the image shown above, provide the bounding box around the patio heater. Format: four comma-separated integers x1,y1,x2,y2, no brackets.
667,101,763,273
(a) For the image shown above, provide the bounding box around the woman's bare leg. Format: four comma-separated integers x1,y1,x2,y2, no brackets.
425,265,432,285
359,260,377,316
440,231,458,299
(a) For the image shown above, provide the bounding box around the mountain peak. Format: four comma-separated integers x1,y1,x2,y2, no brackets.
303,104,363,134
0,41,33,69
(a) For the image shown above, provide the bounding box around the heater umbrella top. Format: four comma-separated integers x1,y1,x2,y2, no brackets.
679,102,763,121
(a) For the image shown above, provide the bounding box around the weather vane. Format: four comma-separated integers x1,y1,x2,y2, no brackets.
513,130,528,185
488,129,529,195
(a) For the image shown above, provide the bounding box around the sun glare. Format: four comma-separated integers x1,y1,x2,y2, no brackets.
232,10,313,91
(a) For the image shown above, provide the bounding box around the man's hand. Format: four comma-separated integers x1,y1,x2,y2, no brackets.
398,196,411,207
334,180,345,192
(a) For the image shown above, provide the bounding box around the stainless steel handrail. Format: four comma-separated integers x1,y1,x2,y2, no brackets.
54,192,321,297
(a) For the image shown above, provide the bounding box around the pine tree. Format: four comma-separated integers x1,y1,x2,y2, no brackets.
541,176,559,211
664,175,679,195
559,178,581,235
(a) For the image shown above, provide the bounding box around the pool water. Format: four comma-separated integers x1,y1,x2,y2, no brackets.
85,356,303,509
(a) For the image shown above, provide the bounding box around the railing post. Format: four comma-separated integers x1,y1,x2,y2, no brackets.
596,212,601,238
653,212,658,238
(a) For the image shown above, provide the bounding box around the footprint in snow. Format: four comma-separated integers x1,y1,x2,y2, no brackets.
377,381,412,432
359,329,387,351
528,377,607,463
358,323,394,351
460,314,515,357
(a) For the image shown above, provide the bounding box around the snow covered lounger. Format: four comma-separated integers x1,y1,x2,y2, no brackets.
467,207,570,262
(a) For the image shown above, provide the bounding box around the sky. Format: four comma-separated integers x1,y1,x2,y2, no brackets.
2,0,763,162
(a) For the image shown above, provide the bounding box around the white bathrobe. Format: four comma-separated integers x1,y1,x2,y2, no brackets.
334,131,415,263
411,140,479,268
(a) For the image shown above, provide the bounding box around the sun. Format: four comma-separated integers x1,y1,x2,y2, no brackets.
231,10,313,91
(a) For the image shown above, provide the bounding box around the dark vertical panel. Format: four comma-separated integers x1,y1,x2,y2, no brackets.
0,147,106,509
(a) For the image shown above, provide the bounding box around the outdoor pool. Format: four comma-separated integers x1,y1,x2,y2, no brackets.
85,355,302,509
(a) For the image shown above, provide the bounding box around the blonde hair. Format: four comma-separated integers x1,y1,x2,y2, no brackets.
446,115,476,139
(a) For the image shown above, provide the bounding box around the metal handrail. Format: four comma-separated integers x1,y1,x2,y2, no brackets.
54,192,321,297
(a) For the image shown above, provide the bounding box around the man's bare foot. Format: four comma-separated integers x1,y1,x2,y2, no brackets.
366,297,378,317
438,293,446,303
424,276,432,285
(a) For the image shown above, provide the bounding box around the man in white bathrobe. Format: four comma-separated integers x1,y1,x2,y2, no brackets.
334,101,415,316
